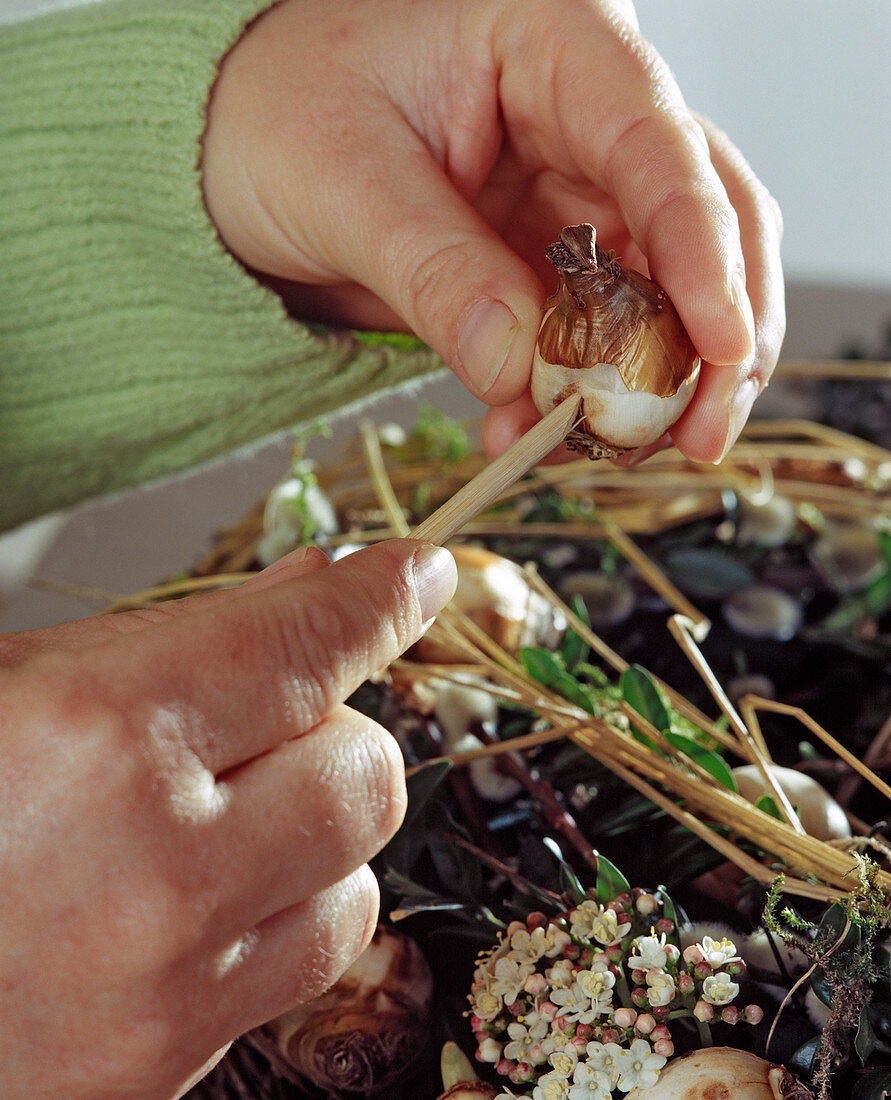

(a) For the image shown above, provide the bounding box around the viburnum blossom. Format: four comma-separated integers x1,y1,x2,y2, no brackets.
547,1048,580,1077
627,932,669,971
702,972,741,1005
615,1038,665,1092
512,924,573,963
551,971,615,1023
533,1069,572,1100
467,885,763,1098
569,1061,614,1100
698,935,743,968
590,907,626,947
491,956,536,1006
504,1019,549,1064
569,900,607,941
644,968,676,1007
583,1041,628,1086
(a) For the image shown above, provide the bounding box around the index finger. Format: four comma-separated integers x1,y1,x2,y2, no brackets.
498,1,756,368
59,540,456,774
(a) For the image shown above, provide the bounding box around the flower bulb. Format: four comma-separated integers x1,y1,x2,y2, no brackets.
531,224,700,458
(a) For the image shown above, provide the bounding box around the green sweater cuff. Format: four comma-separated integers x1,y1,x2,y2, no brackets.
0,0,443,532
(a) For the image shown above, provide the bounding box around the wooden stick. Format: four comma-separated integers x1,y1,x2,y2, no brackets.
410,394,582,544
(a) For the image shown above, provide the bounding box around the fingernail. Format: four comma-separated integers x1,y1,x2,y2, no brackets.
731,271,757,364
412,544,457,621
458,298,519,394
716,377,760,463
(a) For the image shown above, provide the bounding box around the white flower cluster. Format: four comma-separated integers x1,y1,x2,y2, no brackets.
468,891,763,1098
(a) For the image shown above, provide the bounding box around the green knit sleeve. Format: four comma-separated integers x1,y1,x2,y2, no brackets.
0,0,444,533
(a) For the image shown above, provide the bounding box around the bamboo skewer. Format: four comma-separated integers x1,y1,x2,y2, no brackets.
409,394,582,544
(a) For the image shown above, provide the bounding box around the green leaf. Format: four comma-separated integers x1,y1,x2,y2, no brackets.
351,329,427,351
560,595,590,672
541,835,587,904
662,730,737,791
402,761,452,834
856,1005,879,1065
621,665,672,737
596,853,631,902
756,794,784,821
519,647,600,714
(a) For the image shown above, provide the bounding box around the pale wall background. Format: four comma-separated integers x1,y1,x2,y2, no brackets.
632,0,891,288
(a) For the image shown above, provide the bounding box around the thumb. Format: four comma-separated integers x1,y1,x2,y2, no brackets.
310,136,544,406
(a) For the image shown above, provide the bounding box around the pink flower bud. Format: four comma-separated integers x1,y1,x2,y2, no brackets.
606,944,625,963
634,1013,656,1036
506,921,526,938
656,917,675,934
508,1000,525,1016
726,959,747,977
576,1023,594,1042
677,972,695,994
653,1037,675,1057
477,1038,502,1063
683,944,704,966
512,1062,535,1084
650,1025,672,1042
694,961,714,981
613,1007,637,1029
601,1027,621,1044
650,1005,670,1021
524,973,548,996
664,943,681,964
563,944,580,960
631,987,649,1008
635,892,659,916
527,912,548,929
693,999,714,1023
721,1006,740,1025
743,1004,765,1025
539,1000,558,1022
496,1059,512,1076
631,968,647,984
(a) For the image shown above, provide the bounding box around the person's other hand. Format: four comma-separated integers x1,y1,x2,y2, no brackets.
0,540,456,1100
202,0,784,465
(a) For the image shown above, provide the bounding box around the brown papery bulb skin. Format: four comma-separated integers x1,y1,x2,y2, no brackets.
631,1047,814,1100
531,224,700,458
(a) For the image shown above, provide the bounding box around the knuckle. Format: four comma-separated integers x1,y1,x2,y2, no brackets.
277,870,379,1006
262,596,337,724
400,234,475,331
354,720,408,842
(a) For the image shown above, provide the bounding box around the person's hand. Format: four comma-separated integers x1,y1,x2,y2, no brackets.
202,0,784,465
0,540,456,1100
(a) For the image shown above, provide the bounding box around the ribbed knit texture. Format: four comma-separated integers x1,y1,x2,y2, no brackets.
0,0,443,532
